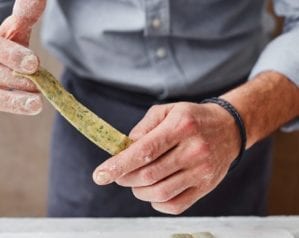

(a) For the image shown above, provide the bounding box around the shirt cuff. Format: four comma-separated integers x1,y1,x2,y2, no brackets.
249,28,299,87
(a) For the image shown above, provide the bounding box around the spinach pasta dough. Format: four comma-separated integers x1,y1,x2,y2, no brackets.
15,68,132,155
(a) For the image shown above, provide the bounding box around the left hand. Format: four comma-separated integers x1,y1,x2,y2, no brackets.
93,102,241,214
0,0,46,115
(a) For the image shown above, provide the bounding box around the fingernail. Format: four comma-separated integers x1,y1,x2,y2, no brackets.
20,54,39,74
95,171,112,185
24,95,43,115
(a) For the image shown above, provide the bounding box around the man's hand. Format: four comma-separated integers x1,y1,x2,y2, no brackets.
93,102,241,214
93,71,298,215
0,0,46,115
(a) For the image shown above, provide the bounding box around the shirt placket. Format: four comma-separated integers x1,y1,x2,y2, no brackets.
144,0,187,99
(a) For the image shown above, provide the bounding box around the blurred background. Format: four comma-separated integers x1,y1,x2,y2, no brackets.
0,2,298,217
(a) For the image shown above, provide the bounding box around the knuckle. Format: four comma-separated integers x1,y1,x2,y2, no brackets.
140,169,156,185
187,140,212,163
188,141,204,157
139,143,156,160
129,127,142,138
148,104,160,113
199,142,212,158
155,187,171,202
176,102,189,109
178,113,199,136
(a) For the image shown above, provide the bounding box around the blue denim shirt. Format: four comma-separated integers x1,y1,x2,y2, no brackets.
0,0,298,129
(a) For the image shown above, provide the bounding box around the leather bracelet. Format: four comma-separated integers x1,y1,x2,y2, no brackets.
201,97,247,171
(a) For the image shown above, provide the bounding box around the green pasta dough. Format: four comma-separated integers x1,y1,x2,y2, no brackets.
15,68,132,155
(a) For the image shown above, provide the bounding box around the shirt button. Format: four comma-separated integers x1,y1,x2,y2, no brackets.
151,18,161,29
156,47,167,59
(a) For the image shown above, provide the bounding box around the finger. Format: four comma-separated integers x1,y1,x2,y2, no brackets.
151,169,222,215
129,104,174,140
116,139,202,187
0,65,37,92
151,187,203,215
116,148,181,187
132,170,196,203
151,159,229,214
0,89,42,115
0,37,39,73
93,116,182,185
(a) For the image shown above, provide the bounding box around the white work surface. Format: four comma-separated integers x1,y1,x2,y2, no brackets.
0,216,299,238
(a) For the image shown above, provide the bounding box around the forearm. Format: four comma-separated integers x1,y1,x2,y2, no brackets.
221,71,299,148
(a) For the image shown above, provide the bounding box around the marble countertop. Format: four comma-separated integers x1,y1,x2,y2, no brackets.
0,216,298,238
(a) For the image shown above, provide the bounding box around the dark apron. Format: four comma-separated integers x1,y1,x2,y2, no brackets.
48,69,272,217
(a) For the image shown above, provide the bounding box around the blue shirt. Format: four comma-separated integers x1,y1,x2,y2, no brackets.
0,0,298,129
41,0,299,95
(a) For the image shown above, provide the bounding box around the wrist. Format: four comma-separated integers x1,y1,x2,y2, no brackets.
220,92,257,149
201,99,245,167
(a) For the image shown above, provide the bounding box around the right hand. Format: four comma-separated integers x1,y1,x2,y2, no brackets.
0,0,46,115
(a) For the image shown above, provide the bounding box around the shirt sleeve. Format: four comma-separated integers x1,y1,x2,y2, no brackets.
0,0,14,23
249,0,299,132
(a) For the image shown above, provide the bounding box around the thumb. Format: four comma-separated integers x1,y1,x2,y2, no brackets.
0,0,46,45
12,0,46,25
129,104,174,141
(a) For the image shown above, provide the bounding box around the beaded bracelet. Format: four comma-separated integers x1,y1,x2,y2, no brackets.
201,97,247,171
